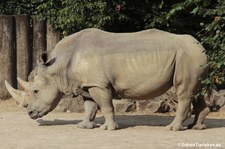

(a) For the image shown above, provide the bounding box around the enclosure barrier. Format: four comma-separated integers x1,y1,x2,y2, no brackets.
0,15,61,99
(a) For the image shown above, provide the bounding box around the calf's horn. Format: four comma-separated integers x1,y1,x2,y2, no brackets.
17,76,32,91
5,80,29,107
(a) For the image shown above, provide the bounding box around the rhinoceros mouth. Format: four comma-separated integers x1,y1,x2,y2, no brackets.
29,115,39,120
28,110,49,120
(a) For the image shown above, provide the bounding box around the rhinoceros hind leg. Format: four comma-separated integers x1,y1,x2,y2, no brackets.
165,79,194,131
165,97,191,131
188,99,210,130
188,123,206,130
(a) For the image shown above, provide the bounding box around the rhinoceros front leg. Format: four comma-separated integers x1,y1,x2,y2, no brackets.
78,98,99,129
88,87,119,130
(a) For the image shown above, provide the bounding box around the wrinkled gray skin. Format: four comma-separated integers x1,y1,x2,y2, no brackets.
6,28,209,131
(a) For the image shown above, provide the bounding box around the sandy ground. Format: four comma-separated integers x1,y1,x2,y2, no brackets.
0,99,225,149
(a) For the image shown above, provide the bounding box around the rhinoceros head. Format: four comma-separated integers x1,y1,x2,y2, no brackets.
5,53,62,119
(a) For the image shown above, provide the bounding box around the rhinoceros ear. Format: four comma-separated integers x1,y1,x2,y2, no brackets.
40,52,48,64
40,52,56,67
45,58,56,67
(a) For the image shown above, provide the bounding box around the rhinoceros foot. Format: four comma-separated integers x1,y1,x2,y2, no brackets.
187,123,206,130
78,121,96,129
100,122,119,131
165,124,186,131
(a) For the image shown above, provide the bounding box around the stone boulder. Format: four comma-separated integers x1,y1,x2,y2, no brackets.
207,89,225,112
54,88,225,114
54,88,178,113
55,96,84,113
113,99,136,112
136,88,177,113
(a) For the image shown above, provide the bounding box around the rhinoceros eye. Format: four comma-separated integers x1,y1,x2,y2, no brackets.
33,90,39,94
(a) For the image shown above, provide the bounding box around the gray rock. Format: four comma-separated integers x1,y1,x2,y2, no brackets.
113,99,136,112
219,105,225,112
52,87,225,114
55,96,84,113
54,87,178,113
136,87,177,113
208,89,225,112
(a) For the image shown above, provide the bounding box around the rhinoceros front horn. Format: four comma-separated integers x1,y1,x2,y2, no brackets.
17,76,32,91
5,80,29,107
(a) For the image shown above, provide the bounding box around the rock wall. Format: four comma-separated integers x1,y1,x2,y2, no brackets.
55,88,225,114
55,88,178,113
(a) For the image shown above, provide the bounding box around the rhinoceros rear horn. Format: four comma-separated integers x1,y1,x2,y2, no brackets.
5,80,29,107
17,77,32,91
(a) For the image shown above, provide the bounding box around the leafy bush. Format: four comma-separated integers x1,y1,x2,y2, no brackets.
167,0,225,92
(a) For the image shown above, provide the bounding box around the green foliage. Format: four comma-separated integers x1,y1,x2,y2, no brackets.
0,0,173,33
166,0,225,93
0,0,36,15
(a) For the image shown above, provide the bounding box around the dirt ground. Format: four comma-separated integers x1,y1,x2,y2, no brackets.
0,99,225,149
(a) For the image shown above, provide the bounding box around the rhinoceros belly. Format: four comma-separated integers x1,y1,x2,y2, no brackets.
103,51,176,99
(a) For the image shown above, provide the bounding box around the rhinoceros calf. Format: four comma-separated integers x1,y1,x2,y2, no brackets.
5,28,209,131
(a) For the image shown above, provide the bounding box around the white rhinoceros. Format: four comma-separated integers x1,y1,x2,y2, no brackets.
5,28,209,131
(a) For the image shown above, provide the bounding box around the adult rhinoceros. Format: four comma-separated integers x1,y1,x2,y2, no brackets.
5,28,209,131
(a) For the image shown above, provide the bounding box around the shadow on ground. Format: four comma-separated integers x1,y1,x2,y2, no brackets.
36,114,225,130
37,119,82,126
115,115,225,129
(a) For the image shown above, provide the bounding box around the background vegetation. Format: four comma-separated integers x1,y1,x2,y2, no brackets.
0,0,224,93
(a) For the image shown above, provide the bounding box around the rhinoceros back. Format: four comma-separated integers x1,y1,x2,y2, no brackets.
65,29,206,99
